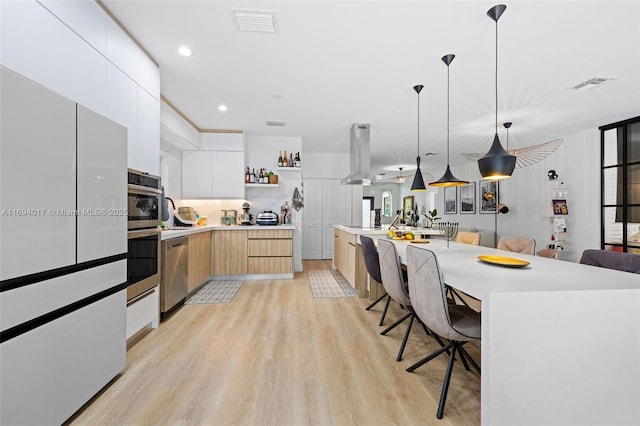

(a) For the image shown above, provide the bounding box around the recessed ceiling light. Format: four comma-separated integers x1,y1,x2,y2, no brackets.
266,121,286,127
218,105,227,112
178,46,192,56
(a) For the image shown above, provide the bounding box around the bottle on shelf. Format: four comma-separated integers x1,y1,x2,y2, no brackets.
245,167,250,183
295,152,301,168
257,168,263,184
250,168,256,183
278,151,283,167
289,152,294,167
283,151,288,167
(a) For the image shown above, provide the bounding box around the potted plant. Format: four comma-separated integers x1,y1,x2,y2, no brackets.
426,209,440,228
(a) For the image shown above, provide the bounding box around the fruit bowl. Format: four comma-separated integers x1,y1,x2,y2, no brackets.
387,230,415,240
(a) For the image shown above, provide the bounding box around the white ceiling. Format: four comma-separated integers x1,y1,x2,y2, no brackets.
103,0,640,178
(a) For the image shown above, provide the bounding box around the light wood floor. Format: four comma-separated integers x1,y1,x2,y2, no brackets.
67,260,480,425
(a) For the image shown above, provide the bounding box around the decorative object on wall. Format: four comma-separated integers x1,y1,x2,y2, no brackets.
411,84,426,191
403,195,414,220
477,4,517,180
430,54,468,187
444,186,457,214
460,182,476,214
480,180,498,213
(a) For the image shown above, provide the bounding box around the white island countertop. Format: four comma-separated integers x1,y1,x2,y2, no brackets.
334,224,441,238
161,224,295,240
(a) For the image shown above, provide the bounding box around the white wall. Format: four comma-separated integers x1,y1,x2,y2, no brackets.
430,128,600,261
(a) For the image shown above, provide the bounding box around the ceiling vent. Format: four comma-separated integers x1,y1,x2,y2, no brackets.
573,77,616,91
230,9,277,33
266,121,286,127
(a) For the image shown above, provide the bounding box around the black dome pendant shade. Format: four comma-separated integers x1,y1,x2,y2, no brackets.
430,54,468,187
478,4,516,180
411,84,427,191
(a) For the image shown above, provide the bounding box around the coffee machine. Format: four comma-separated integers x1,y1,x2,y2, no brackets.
239,202,253,225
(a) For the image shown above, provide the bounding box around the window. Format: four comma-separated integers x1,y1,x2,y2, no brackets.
600,116,640,253
382,191,392,217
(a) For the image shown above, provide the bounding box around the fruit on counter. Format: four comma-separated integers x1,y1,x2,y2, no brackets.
387,230,415,240
405,231,415,240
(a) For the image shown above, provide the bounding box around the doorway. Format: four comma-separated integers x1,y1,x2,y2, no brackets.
362,196,374,227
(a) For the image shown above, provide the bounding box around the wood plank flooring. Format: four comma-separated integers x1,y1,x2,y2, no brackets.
67,260,480,425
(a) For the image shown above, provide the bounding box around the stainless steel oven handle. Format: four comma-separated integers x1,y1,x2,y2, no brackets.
126,287,156,307
128,184,162,196
127,228,161,239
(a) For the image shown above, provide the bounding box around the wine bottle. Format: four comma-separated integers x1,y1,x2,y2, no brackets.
283,151,288,167
289,152,294,167
250,168,256,183
245,167,250,183
278,151,283,167
295,152,301,168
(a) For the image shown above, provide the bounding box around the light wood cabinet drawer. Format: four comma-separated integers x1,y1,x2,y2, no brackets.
248,257,292,274
247,239,292,257
248,229,292,239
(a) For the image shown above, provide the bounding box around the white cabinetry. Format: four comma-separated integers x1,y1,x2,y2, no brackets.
0,67,77,280
77,106,128,263
135,86,160,176
160,100,200,150
106,61,137,167
182,150,245,199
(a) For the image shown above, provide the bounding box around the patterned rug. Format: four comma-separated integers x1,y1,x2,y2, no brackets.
308,270,357,298
185,280,244,304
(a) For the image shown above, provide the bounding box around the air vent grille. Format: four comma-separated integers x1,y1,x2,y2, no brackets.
230,9,277,33
266,121,286,127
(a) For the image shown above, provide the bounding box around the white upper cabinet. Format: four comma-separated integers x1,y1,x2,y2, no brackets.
76,106,128,263
136,87,160,176
182,151,214,198
182,150,245,199
160,100,200,150
201,133,245,151
0,67,76,280
106,62,138,170
0,0,107,116
106,19,160,100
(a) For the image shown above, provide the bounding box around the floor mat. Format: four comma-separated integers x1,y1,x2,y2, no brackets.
185,280,244,304
308,270,357,298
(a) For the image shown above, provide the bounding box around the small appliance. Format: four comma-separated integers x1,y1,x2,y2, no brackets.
174,206,197,227
239,202,253,225
256,210,279,226
221,209,237,226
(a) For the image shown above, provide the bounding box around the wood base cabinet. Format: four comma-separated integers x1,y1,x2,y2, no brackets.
247,229,293,275
333,228,356,288
212,230,247,275
188,231,213,293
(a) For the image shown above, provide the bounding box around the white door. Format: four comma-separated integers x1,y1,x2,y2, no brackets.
322,179,351,259
301,179,322,259
76,105,128,263
0,67,76,280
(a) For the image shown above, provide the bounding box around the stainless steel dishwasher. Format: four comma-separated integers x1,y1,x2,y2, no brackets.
161,236,188,319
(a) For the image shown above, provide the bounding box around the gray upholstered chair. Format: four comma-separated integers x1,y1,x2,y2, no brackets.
405,245,481,420
377,239,444,361
455,231,480,246
579,249,640,274
361,235,391,325
497,236,536,255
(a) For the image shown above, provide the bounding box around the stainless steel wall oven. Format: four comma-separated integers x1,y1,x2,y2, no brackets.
127,168,161,230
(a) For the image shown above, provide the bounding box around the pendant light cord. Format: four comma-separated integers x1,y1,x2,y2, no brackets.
417,91,420,157
447,63,450,166
495,19,499,135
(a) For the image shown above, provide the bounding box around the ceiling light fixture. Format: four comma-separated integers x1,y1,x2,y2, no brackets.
477,4,516,180
218,105,227,112
394,167,407,184
411,84,426,192
430,54,468,187
178,46,192,56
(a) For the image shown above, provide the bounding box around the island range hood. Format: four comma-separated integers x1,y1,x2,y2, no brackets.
341,123,375,185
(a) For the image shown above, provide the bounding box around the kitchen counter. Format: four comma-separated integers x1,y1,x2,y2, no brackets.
161,224,296,241
334,224,442,238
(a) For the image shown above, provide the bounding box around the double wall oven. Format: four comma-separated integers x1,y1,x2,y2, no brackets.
127,169,161,302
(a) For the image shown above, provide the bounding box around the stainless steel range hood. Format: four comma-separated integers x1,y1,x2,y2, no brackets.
341,123,375,185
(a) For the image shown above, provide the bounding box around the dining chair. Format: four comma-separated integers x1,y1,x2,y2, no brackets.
497,236,536,255
455,231,480,246
377,239,445,361
360,235,392,326
579,249,640,274
536,248,558,258
405,245,481,420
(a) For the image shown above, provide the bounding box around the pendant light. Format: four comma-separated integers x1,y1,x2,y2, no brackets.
477,4,516,180
429,54,468,187
410,84,426,191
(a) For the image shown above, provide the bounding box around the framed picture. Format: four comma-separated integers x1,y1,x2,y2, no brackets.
403,195,414,220
480,180,498,214
460,182,476,214
444,187,457,214
552,199,568,215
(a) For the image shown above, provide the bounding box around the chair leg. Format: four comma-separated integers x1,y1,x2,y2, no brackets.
457,345,471,371
366,292,387,310
436,345,459,419
381,312,412,335
458,345,481,375
396,314,415,362
406,342,454,372
378,295,391,326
